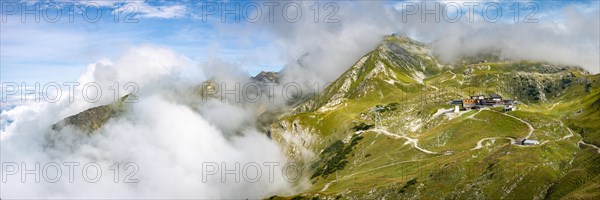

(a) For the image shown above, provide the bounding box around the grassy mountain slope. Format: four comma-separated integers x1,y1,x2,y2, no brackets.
47,34,599,199
269,35,600,199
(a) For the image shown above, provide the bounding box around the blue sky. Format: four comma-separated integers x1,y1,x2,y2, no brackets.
1,0,599,84
1,0,287,83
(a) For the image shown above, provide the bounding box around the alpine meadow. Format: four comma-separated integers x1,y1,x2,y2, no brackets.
1,1,599,199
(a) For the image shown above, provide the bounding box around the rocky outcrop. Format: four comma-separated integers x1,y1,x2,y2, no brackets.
252,71,280,83
52,94,134,134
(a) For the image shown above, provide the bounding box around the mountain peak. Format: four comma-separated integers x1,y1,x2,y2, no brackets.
293,35,442,113
252,71,280,83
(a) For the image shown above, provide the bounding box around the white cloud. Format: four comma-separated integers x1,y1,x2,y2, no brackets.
121,1,187,19
397,2,600,73
1,1,599,198
0,46,306,198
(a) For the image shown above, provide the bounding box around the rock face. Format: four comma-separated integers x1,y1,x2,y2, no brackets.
52,94,134,134
252,71,280,83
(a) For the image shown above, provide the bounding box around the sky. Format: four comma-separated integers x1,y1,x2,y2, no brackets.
0,0,599,84
0,1,599,198
0,0,282,83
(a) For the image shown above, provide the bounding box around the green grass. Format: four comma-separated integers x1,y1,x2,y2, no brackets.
268,37,600,199
419,110,529,152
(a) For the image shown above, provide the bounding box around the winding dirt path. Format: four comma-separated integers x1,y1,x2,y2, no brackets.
429,85,439,91
471,137,516,150
321,180,336,192
449,71,457,80
470,118,585,150
320,158,424,192
467,109,484,121
559,123,600,154
323,127,451,192
549,103,558,110
493,110,535,139
579,141,600,154
561,123,575,140
469,110,533,150
358,128,441,155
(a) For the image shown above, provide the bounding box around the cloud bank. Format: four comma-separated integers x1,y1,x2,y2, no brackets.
1,1,599,198
396,1,600,74
215,1,598,95
0,46,305,198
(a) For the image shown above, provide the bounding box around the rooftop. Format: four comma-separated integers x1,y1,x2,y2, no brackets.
489,93,502,98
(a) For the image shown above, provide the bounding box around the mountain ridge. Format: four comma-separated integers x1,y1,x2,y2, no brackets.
267,35,600,199
47,34,600,199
